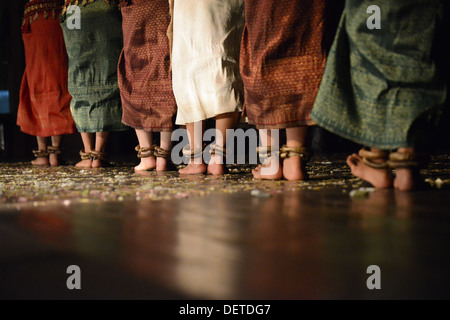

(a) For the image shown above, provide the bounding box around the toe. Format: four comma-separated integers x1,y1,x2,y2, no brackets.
346,154,360,167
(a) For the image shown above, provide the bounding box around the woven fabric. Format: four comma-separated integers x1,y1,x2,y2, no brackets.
17,1,76,137
61,0,127,132
311,0,447,149
240,0,327,129
21,0,63,33
171,0,244,125
61,0,117,13
118,0,176,132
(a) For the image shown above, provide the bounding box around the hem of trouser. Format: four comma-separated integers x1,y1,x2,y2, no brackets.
175,107,243,126
17,126,77,137
310,113,411,150
121,120,174,132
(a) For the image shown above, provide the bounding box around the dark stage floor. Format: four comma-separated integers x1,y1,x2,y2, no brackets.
1,154,450,300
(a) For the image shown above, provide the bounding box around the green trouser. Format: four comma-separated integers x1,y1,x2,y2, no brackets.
311,0,446,149
61,0,127,133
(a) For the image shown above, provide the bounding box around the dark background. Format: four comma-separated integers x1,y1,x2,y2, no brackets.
0,1,448,164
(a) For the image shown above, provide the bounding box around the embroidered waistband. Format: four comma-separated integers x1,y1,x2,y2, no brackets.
23,0,63,20
22,0,63,31
61,0,115,17
62,0,112,12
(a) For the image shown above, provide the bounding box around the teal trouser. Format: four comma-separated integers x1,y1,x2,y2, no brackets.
311,0,446,149
61,1,127,133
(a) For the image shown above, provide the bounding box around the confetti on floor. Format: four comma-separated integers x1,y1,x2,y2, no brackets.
1,154,449,208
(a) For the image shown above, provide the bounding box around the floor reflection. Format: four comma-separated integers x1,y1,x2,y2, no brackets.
17,206,73,247
174,195,246,299
2,172,450,298
119,189,331,299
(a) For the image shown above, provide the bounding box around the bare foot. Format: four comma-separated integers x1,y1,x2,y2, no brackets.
346,154,393,189
92,159,110,168
391,148,420,192
283,155,307,181
135,156,156,171
31,157,49,166
394,168,419,192
252,158,283,180
49,153,59,167
156,157,169,172
207,155,225,175
75,159,92,168
179,161,207,175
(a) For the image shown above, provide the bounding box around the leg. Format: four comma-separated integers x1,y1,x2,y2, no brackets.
156,131,172,172
179,121,207,174
207,112,239,175
49,135,62,166
31,136,49,166
346,148,393,189
92,131,109,168
135,129,156,171
252,129,283,180
393,147,419,192
76,132,94,168
283,126,308,181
